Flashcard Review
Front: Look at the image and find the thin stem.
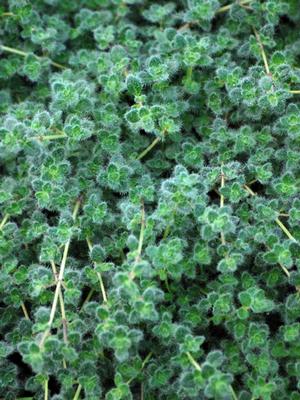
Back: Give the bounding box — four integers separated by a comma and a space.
0, 398, 33, 400
0, 213, 9, 230
240, 3, 252, 9
279, 262, 290, 278
218, 0, 252, 13
253, 28, 271, 75
0, 45, 66, 69
141, 383, 144, 400
71, 198, 81, 220
165, 275, 171, 293
141, 351, 153, 369
1, 12, 15, 17
21, 302, 30, 320
49, 60, 67, 69
220, 233, 226, 246
245, 185, 296, 279
162, 203, 179, 241
163, 224, 171, 240
230, 385, 238, 400
137, 137, 161, 160
86, 238, 108, 303
0, 214, 30, 320
97, 273, 107, 303
40, 243, 71, 347
275, 218, 297, 242
178, 22, 192, 32
51, 261, 68, 345
220, 167, 226, 245
44, 379, 49, 400
244, 184, 256, 197
80, 288, 94, 310
178, 1, 252, 30
127, 352, 153, 384
187, 352, 237, 399
186, 352, 202, 371
129, 201, 146, 280
0, 45, 27, 57
136, 200, 145, 263
178, 1, 252, 31
186, 66, 193, 81
220, 175, 225, 208
244, 185, 297, 242
73, 384, 82, 400
39, 199, 81, 348
51, 261, 67, 327
30, 134, 67, 141
52, 127, 66, 136
50, 260, 59, 281
289, 90, 300, 94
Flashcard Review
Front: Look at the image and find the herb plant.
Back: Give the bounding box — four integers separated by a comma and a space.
0, 0, 300, 399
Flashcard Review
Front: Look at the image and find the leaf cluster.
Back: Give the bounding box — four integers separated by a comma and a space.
0, 0, 300, 399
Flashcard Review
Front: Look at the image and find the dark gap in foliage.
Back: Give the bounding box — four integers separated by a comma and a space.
289, 376, 298, 391
41, 209, 59, 225
51, 328, 58, 335
235, 153, 250, 164
138, 129, 153, 143
265, 311, 282, 335
156, 231, 166, 243
100, 349, 115, 390
142, 330, 161, 353
232, 373, 244, 389
131, 382, 142, 397
152, 166, 172, 181
227, 120, 241, 130
110, 191, 129, 202
250, 181, 265, 194
278, 15, 296, 30
106, 252, 121, 265
122, 94, 135, 107
202, 322, 231, 354
69, 240, 89, 260
11, 77, 30, 102
278, 283, 295, 301
207, 189, 220, 205
21, 75, 37, 88
169, 70, 185, 86
82, 331, 93, 341
48, 374, 60, 395
8, 352, 33, 383
79, 285, 94, 309
278, 363, 288, 380
120, 246, 130, 259
180, 276, 194, 294
210, 11, 222, 32
14, 388, 35, 398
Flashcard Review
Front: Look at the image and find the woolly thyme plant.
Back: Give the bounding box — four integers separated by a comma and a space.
0, 0, 300, 399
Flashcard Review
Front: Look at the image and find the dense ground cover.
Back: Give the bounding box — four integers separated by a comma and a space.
0, 0, 300, 399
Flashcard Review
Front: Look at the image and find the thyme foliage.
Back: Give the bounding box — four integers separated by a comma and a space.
0, 0, 300, 399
